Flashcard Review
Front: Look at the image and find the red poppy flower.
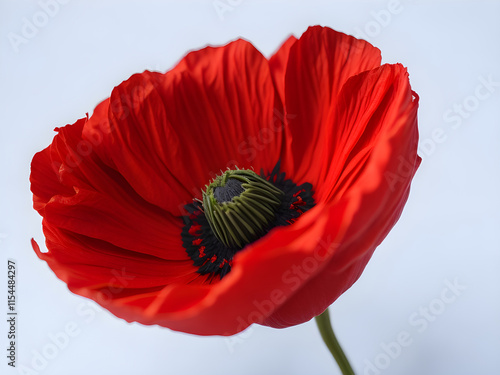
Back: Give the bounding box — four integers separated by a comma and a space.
30, 26, 420, 336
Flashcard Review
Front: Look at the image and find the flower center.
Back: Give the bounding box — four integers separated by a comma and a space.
181, 162, 315, 280
202, 169, 284, 250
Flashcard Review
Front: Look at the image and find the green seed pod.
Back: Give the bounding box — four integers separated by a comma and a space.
202, 169, 284, 250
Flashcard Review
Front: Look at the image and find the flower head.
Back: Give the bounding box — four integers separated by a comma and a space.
30, 26, 420, 335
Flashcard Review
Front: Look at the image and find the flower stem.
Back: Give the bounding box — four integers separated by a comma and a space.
315, 308, 355, 375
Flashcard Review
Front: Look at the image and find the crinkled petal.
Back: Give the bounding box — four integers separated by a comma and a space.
63, 200, 350, 335
269, 35, 297, 103
100, 39, 282, 215
280, 26, 382, 191
263, 63, 421, 327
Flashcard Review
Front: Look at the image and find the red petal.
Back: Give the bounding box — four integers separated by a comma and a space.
43, 187, 187, 260
268, 35, 297, 103
320, 64, 419, 203
160, 38, 283, 187
263, 63, 421, 327
65, 200, 349, 335
101, 39, 282, 215
32, 118, 189, 260
36, 226, 199, 290
31, 144, 75, 215
29, 122, 205, 317
280, 26, 382, 189
81, 98, 116, 169
29, 39, 290, 334
30, 38, 287, 335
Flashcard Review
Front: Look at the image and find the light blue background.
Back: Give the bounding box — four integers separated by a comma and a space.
1, 1, 499, 374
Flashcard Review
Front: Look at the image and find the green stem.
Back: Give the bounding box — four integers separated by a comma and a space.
315, 308, 355, 375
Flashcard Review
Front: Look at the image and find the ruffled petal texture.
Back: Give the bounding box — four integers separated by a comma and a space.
30, 26, 420, 336
263, 63, 420, 327
278, 26, 382, 193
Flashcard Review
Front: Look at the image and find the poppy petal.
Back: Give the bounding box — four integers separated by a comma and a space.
36, 226, 198, 290
320, 63, 419, 203
262, 63, 420, 327
101, 39, 282, 215
268, 35, 297, 103
280, 26, 382, 189
31, 119, 190, 261
31, 144, 75, 215
63, 200, 349, 335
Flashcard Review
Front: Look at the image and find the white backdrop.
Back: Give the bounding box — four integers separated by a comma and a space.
1, 1, 499, 374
